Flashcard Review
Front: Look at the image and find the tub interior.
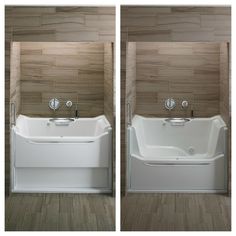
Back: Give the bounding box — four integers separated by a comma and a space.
128, 115, 227, 192
132, 115, 226, 159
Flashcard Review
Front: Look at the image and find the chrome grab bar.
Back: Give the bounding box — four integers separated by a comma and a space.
165, 118, 190, 126
127, 102, 132, 126
49, 118, 75, 126
28, 140, 94, 144
144, 162, 210, 166
11, 102, 16, 126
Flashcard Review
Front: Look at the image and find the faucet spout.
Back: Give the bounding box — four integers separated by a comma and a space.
75, 104, 79, 119
191, 109, 194, 119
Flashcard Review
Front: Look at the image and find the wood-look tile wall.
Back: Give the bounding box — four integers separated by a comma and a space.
220, 43, 230, 125
122, 6, 230, 42
121, 6, 231, 194
5, 6, 115, 194
8, 42, 21, 190
20, 42, 105, 117
104, 43, 114, 125
126, 43, 136, 117
5, 7, 12, 193
135, 42, 220, 117
220, 43, 230, 192
122, 43, 136, 186
10, 7, 115, 42
10, 43, 21, 118
104, 43, 115, 193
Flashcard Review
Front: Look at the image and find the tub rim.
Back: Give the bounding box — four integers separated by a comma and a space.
12, 114, 112, 142
132, 114, 227, 127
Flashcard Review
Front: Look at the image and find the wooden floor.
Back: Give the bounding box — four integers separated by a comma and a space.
5, 193, 115, 231
121, 193, 231, 231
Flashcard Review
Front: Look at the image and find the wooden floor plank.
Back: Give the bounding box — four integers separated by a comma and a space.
5, 193, 115, 231
121, 193, 231, 231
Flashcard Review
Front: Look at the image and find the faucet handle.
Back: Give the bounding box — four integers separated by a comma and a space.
49, 98, 60, 111
165, 98, 176, 110
181, 100, 189, 109
65, 100, 73, 108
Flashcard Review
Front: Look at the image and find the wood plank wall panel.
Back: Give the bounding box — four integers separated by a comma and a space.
20, 42, 104, 117
123, 6, 230, 42
11, 7, 115, 42
136, 42, 220, 117
220, 43, 230, 193
8, 42, 21, 194
121, 6, 231, 194
5, 6, 115, 194
220, 43, 230, 124
104, 43, 114, 125
126, 43, 136, 116
122, 43, 136, 189
121, 42, 127, 190
5, 7, 13, 193
104, 43, 115, 194
10, 43, 21, 117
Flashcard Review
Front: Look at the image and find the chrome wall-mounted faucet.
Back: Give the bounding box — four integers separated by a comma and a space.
49, 98, 60, 111
165, 98, 176, 111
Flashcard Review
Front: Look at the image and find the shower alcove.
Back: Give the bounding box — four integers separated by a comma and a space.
125, 42, 230, 193
10, 42, 114, 193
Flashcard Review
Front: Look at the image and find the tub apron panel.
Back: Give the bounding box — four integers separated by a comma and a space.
15, 134, 110, 168
129, 155, 225, 192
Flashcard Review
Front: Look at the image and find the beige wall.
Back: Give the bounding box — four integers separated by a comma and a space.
126, 43, 136, 119
5, 6, 115, 194
9, 7, 115, 42
104, 43, 115, 192
135, 42, 221, 117
219, 42, 230, 193
121, 6, 231, 194
10, 42, 21, 118
104, 43, 114, 125
220, 43, 230, 125
9, 42, 21, 190
122, 6, 230, 42
20, 42, 105, 117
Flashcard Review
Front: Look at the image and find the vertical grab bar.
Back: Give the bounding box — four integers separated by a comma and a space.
10, 102, 16, 126
127, 102, 132, 126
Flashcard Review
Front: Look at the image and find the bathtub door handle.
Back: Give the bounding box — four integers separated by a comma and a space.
144, 162, 210, 166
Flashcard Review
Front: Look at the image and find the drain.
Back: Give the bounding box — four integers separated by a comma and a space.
188, 146, 195, 155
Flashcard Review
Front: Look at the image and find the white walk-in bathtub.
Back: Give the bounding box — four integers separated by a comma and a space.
11, 115, 112, 193
127, 115, 227, 193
